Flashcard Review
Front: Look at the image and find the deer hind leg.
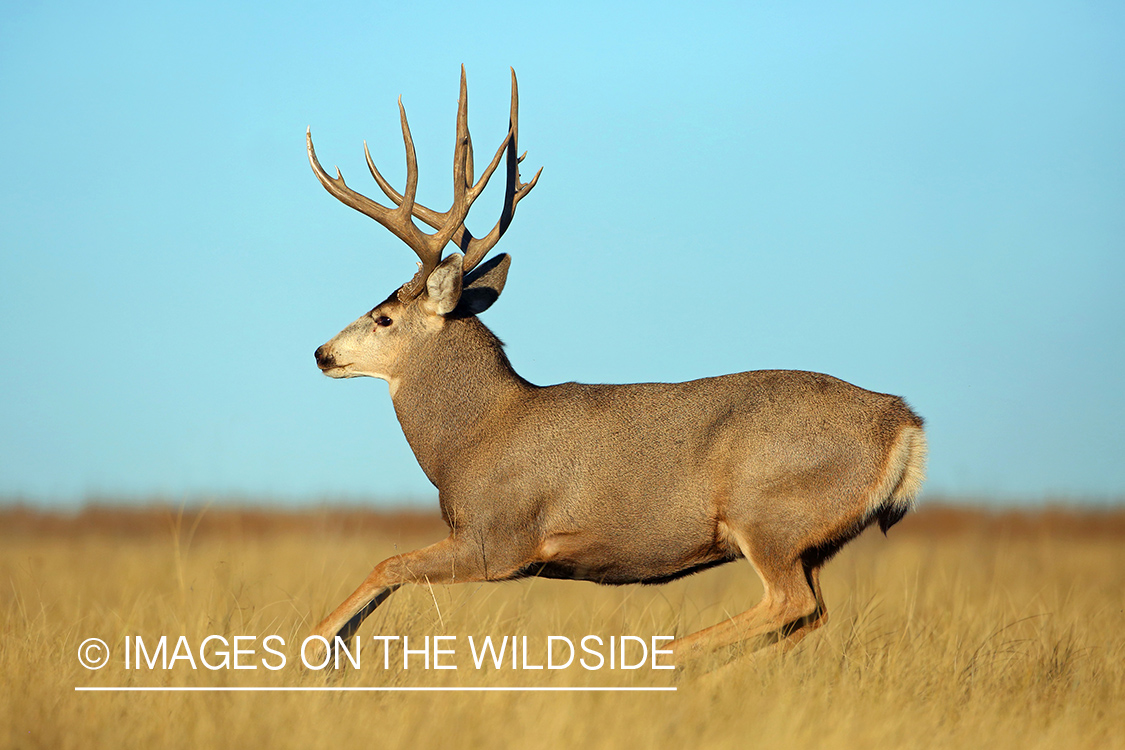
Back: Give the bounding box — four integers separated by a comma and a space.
668, 529, 818, 661
774, 563, 829, 652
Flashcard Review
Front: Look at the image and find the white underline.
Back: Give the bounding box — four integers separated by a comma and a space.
75, 686, 675, 692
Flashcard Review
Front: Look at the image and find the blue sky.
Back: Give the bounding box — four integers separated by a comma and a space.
1, 0, 1122, 506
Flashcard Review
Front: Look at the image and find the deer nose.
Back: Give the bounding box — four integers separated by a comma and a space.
314, 345, 335, 369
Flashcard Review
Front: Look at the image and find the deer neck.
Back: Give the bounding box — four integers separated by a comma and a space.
390, 317, 527, 488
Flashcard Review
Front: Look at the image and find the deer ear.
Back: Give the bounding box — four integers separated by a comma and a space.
455, 254, 511, 316
424, 254, 464, 316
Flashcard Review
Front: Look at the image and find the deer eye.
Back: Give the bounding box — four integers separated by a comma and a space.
374, 315, 393, 328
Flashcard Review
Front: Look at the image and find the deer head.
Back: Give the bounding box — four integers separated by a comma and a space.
308, 67, 540, 389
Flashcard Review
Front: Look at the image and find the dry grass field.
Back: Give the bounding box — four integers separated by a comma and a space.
2, 502, 1123, 749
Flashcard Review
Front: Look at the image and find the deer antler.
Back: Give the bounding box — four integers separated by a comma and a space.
307, 67, 541, 299
366, 68, 542, 274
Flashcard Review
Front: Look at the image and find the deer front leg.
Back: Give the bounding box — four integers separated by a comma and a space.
309, 534, 518, 657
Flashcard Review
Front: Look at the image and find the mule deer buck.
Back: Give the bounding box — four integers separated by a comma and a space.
307, 68, 926, 662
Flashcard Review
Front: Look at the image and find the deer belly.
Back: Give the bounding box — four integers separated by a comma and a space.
527, 531, 734, 585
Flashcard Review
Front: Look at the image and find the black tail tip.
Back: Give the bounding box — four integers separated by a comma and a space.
878, 504, 909, 535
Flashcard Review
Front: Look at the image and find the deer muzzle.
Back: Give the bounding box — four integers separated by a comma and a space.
314, 344, 337, 372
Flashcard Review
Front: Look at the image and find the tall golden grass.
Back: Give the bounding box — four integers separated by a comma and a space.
3, 503, 1123, 749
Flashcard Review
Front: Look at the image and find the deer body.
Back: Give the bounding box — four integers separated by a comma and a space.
395, 323, 916, 585
307, 69, 926, 659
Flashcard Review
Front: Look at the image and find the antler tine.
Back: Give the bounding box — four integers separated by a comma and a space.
462, 66, 476, 190
434, 66, 474, 251
395, 97, 421, 233
364, 140, 445, 229
461, 68, 542, 272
